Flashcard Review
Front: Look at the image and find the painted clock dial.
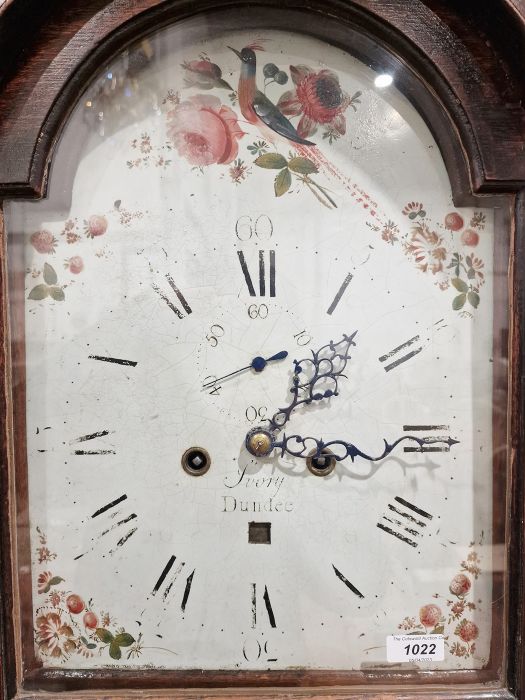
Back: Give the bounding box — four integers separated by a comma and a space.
6, 18, 498, 673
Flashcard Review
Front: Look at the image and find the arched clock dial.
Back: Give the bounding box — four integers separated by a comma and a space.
7, 20, 496, 673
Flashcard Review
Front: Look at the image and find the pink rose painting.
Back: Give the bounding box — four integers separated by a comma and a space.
167, 95, 245, 166
449, 573, 472, 597
419, 603, 443, 629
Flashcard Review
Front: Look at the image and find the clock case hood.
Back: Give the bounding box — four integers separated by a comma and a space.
1, 1, 525, 698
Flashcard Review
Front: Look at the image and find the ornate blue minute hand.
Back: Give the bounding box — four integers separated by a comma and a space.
245, 428, 459, 465
202, 350, 288, 389
271, 433, 460, 461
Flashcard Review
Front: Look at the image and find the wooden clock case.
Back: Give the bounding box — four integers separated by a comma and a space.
1, 1, 525, 698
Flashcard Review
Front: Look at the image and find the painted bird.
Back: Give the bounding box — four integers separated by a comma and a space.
228, 44, 383, 216
228, 46, 315, 146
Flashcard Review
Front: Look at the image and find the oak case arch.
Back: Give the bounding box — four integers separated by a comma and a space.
1, 1, 525, 699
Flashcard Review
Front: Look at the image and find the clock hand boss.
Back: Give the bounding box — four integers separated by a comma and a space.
201, 350, 288, 389
266, 331, 357, 432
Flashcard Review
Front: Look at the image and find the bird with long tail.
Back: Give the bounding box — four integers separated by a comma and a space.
228, 44, 382, 216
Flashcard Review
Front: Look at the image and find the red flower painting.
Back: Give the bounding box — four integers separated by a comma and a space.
277, 65, 357, 139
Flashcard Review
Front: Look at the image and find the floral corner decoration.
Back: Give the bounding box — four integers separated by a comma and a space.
398, 545, 484, 660
26, 204, 144, 304
368, 203, 486, 315
33, 527, 145, 663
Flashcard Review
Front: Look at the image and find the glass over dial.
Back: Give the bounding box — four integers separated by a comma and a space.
6, 17, 497, 673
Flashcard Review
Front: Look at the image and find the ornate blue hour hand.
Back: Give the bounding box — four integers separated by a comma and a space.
202, 350, 288, 389
267, 332, 357, 432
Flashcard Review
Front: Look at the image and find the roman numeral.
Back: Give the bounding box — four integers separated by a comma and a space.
327, 272, 353, 315
89, 355, 137, 366
152, 555, 176, 595
108, 523, 138, 555
91, 494, 127, 517
403, 424, 455, 452
152, 273, 192, 318
378, 334, 422, 372
70, 430, 116, 455
251, 583, 276, 628
237, 250, 276, 297
71, 430, 111, 442
181, 569, 195, 612
378, 319, 446, 372
152, 555, 196, 610
74, 495, 137, 560
377, 496, 433, 548
332, 565, 364, 598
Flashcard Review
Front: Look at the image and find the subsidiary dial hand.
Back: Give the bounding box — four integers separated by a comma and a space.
267, 332, 357, 432
202, 350, 288, 389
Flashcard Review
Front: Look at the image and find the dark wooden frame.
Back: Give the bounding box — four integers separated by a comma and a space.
1, 0, 525, 698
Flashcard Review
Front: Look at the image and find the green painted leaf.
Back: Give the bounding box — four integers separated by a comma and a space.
287, 156, 317, 175
49, 286, 65, 302
274, 168, 291, 197
96, 628, 114, 643
80, 636, 89, 645
419, 210, 426, 217
48, 576, 64, 587
254, 153, 287, 169
87, 643, 97, 649
452, 293, 467, 311
433, 624, 445, 634
28, 284, 49, 300
109, 641, 122, 660
467, 267, 476, 279
114, 632, 135, 647
468, 290, 480, 308
408, 212, 417, 220
451, 277, 469, 293
43, 262, 58, 285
